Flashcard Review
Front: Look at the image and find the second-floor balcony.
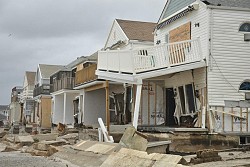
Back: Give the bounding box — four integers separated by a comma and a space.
33, 84, 51, 97
97, 38, 204, 75
75, 64, 97, 86
51, 77, 75, 93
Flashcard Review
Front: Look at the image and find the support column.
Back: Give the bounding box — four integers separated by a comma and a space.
105, 81, 110, 133
63, 93, 67, 124
80, 90, 85, 123
52, 95, 55, 124
133, 82, 142, 130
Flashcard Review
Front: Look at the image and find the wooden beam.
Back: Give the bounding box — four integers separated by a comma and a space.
105, 81, 110, 134
85, 83, 105, 92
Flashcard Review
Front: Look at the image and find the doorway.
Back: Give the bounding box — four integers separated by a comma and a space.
166, 88, 177, 126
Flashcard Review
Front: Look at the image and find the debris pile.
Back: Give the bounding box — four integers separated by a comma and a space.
190, 149, 222, 164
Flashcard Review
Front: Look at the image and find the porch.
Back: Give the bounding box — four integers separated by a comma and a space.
52, 91, 80, 125
97, 38, 206, 83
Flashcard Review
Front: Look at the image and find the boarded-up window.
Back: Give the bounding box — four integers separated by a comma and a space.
169, 22, 191, 43
169, 22, 191, 65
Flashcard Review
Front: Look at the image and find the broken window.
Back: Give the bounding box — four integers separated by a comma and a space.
177, 83, 196, 115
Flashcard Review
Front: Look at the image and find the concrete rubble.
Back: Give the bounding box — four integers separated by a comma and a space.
2, 126, 250, 166
119, 126, 148, 151
100, 148, 186, 167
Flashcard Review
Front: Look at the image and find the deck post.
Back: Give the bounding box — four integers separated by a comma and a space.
63, 92, 67, 124
105, 81, 110, 134
133, 80, 143, 129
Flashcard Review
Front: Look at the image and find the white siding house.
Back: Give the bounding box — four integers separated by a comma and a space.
96, 0, 250, 134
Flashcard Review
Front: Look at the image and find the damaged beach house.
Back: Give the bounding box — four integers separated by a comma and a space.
96, 0, 250, 140
50, 19, 157, 132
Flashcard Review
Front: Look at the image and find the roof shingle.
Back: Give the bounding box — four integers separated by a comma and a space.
39, 64, 64, 79
116, 19, 156, 42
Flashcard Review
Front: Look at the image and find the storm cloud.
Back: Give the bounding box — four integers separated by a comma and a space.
0, 0, 166, 104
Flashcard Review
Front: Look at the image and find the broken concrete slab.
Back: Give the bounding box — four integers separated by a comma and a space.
58, 133, 78, 140
119, 126, 148, 151
40, 140, 68, 146
33, 143, 50, 151
15, 135, 34, 145
0, 143, 7, 152
72, 140, 120, 155
100, 148, 185, 167
147, 141, 171, 154
57, 133, 78, 145
32, 133, 59, 142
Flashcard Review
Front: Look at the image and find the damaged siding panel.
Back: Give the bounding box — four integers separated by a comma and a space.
165, 70, 194, 88
155, 2, 209, 60
193, 67, 206, 90
208, 9, 250, 106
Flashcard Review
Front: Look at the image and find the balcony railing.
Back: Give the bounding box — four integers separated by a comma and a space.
75, 64, 97, 86
33, 84, 51, 97
98, 38, 203, 74
51, 77, 75, 92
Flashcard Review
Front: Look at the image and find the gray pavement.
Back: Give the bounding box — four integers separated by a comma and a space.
0, 151, 79, 167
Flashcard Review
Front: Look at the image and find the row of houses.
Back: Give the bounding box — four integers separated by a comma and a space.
8, 0, 250, 138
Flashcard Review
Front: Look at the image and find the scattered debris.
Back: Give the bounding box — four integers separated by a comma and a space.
25, 142, 58, 156
190, 149, 222, 164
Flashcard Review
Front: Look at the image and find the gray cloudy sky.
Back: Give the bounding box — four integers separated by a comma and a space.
0, 0, 166, 104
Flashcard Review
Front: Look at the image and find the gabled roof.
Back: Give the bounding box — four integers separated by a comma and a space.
202, 0, 250, 8
116, 19, 156, 42
39, 64, 64, 79
25, 71, 36, 85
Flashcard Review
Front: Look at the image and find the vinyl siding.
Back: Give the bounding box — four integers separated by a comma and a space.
161, 0, 196, 21
193, 67, 206, 90
208, 9, 250, 106
105, 20, 128, 50
155, 1, 210, 60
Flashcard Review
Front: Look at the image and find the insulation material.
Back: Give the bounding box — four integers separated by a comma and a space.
141, 81, 164, 125
211, 106, 249, 133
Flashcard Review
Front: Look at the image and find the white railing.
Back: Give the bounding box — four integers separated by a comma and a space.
98, 38, 202, 74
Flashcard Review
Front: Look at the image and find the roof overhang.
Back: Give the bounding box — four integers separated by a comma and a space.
157, 3, 199, 30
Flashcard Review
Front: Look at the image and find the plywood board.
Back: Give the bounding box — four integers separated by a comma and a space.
169, 22, 191, 43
